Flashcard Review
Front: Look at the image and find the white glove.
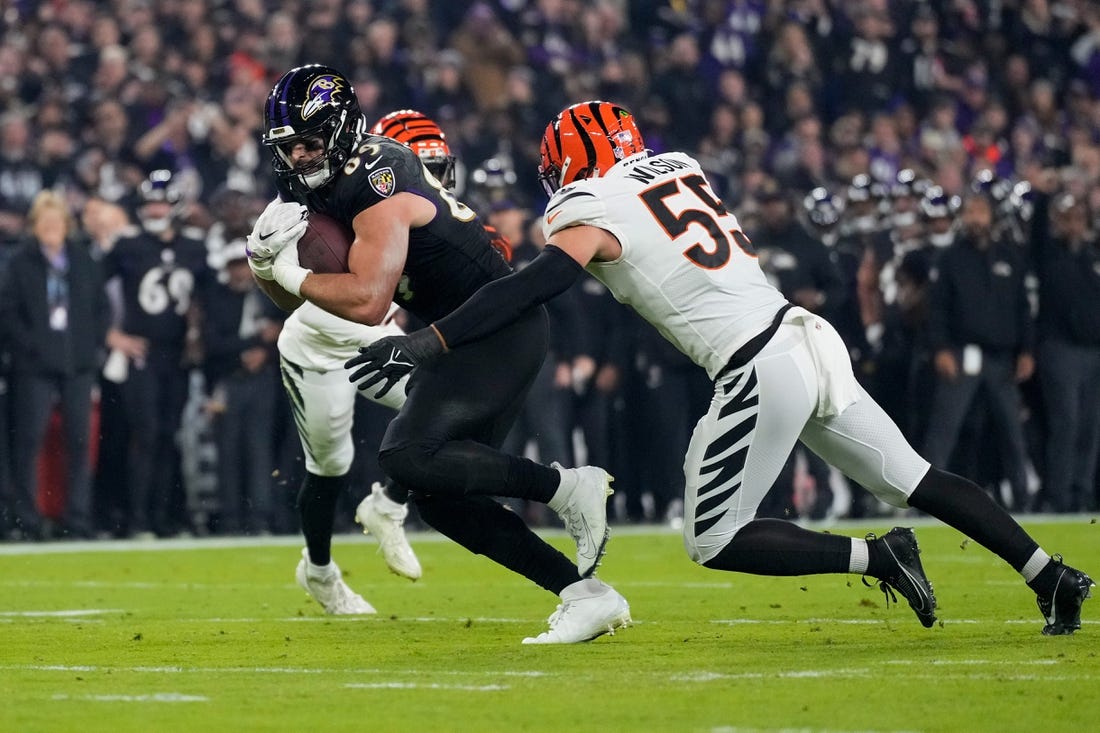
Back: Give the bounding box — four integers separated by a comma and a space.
271, 241, 312, 297
246, 198, 308, 280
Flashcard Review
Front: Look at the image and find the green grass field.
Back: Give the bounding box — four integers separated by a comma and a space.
1, 518, 1096, 733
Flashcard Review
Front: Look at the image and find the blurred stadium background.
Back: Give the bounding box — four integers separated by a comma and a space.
0, 0, 1099, 542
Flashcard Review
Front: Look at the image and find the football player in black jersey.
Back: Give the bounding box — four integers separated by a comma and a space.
248, 64, 629, 643
103, 170, 210, 537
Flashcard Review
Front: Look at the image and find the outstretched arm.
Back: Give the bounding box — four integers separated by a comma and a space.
345, 224, 620, 398
433, 224, 618, 348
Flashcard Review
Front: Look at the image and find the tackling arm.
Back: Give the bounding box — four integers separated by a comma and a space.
432, 224, 619, 349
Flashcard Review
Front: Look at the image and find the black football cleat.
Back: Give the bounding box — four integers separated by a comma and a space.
1036, 557, 1094, 636
865, 527, 938, 628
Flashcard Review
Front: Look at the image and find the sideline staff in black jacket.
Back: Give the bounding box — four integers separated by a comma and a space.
923, 192, 1035, 510
0, 191, 108, 539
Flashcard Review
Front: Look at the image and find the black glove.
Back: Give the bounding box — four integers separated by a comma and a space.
345, 327, 446, 399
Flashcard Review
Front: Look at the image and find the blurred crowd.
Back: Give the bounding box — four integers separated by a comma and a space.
0, 0, 1098, 540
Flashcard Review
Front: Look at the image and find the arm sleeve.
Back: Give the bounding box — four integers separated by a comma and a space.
433, 245, 585, 349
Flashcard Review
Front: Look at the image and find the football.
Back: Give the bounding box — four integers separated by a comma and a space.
297, 212, 353, 273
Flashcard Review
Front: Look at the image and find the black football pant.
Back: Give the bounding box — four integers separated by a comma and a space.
923, 352, 1030, 510
379, 307, 581, 594
1038, 339, 1100, 512
120, 355, 188, 536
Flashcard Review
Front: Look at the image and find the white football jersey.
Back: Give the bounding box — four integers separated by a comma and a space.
278, 300, 403, 371
543, 152, 788, 378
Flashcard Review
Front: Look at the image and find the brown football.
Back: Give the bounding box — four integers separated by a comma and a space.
297, 213, 353, 273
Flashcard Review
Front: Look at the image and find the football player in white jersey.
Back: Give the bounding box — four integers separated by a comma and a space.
349, 101, 1093, 635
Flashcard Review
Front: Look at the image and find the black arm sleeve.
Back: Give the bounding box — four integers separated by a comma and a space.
433, 245, 585, 349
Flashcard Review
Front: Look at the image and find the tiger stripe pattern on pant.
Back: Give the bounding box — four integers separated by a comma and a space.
692, 366, 760, 538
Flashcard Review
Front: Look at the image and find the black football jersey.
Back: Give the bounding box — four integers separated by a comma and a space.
103, 231, 210, 347
290, 134, 511, 323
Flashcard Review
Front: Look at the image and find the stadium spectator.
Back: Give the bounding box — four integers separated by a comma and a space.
652, 33, 711, 150
198, 238, 283, 535
1030, 190, 1100, 513
449, 3, 525, 113
0, 190, 108, 540
101, 170, 209, 538
923, 192, 1036, 511
0, 113, 45, 245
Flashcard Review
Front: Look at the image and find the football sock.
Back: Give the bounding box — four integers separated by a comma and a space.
415, 493, 579, 594
848, 537, 870, 575
508, 459, 560, 503
1020, 548, 1053, 584
702, 519, 852, 575
297, 472, 348, 567
1023, 549, 1059, 598
381, 479, 408, 505
907, 467, 1039, 572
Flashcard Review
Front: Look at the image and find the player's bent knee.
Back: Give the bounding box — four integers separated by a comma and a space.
379, 444, 436, 491
683, 524, 734, 567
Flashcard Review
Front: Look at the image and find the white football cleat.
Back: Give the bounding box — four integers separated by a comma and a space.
522, 578, 631, 644
295, 547, 376, 615
355, 483, 422, 581
548, 464, 613, 577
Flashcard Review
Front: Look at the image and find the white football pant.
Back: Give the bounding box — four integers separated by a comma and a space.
683, 315, 931, 565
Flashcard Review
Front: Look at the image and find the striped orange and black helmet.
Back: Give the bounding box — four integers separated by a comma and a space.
370, 109, 456, 188
538, 101, 645, 195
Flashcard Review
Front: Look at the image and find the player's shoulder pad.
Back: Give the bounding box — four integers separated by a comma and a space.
329, 134, 423, 216
344, 136, 420, 195
542, 181, 608, 239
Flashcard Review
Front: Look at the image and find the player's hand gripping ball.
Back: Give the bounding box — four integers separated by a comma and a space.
246, 198, 308, 280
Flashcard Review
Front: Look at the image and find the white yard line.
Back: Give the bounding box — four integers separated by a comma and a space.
3, 663, 548, 677
710, 618, 1094, 626
711, 727, 919, 733
881, 659, 1062, 666
0, 609, 122, 617
51, 693, 209, 703
8, 663, 1093, 687
345, 682, 509, 691
673, 669, 874, 682
679, 668, 1096, 683
0, 579, 282, 589
0, 514, 1091, 556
